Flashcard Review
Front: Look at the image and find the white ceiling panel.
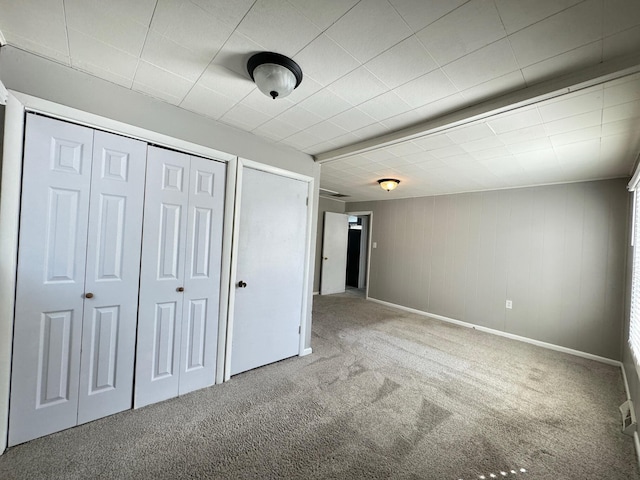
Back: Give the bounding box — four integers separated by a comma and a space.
389, 0, 468, 33
325, 0, 412, 63
287, 0, 360, 30
521, 42, 603, 85
180, 84, 238, 119
326, 66, 388, 106
393, 69, 458, 108
494, 0, 584, 35
189, 0, 255, 29
65, 0, 148, 57
133, 61, 194, 105
141, 31, 212, 83
1, 0, 639, 203
236, 0, 321, 57
293, 35, 359, 86
508, 0, 602, 67
443, 39, 519, 91
68, 28, 138, 86
415, 0, 506, 66
364, 36, 438, 89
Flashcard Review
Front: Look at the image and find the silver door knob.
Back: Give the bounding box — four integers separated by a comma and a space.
237, 281, 247, 288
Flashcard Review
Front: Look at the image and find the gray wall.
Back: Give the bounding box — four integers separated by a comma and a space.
313, 196, 346, 293
348, 178, 629, 360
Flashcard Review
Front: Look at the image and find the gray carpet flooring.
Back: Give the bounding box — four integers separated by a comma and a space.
0, 294, 637, 479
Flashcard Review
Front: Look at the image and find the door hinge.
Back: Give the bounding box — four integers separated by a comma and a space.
298, 325, 301, 334
306, 197, 308, 206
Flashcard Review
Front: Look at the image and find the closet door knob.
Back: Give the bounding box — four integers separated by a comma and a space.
176, 287, 184, 292
237, 281, 247, 288
84, 292, 94, 299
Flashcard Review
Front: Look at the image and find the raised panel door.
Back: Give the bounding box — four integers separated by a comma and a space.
77, 131, 146, 424
9, 114, 94, 446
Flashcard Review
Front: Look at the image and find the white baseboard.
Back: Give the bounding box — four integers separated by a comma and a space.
313, 291, 319, 296
300, 347, 313, 357
367, 297, 621, 367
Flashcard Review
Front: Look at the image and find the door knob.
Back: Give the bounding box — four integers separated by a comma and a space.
323, 257, 328, 260
176, 287, 184, 292
84, 292, 94, 299
237, 280, 247, 288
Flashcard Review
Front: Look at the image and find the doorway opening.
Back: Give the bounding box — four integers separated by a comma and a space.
345, 212, 371, 298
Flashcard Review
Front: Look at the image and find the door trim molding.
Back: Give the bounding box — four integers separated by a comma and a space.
224, 158, 314, 381
346, 211, 374, 300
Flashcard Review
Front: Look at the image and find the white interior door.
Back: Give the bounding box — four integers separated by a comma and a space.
230, 167, 308, 376
9, 115, 94, 446
77, 131, 146, 424
136, 147, 189, 408
136, 147, 225, 408
178, 156, 225, 395
320, 212, 349, 295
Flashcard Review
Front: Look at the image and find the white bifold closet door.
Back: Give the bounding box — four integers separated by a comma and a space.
135, 146, 225, 409
9, 114, 146, 446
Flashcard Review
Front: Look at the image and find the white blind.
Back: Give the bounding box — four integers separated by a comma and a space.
630, 190, 640, 365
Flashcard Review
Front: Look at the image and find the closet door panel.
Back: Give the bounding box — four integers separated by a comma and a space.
77, 131, 147, 424
9, 114, 94, 446
178, 157, 225, 395
135, 147, 190, 408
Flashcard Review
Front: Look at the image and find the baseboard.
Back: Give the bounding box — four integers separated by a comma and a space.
367, 297, 621, 367
300, 347, 312, 357
313, 291, 319, 296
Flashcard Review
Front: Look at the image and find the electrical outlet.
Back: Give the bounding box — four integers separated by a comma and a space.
506, 300, 513, 309
373, 242, 377, 248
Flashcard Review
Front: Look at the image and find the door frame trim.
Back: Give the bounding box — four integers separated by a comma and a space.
346, 211, 374, 300
224, 158, 315, 381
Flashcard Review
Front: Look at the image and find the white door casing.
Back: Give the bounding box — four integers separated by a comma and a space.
229, 166, 309, 376
9, 115, 146, 445
320, 212, 349, 295
135, 147, 225, 408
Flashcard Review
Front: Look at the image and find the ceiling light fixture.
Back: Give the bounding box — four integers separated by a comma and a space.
247, 52, 303, 99
378, 178, 400, 192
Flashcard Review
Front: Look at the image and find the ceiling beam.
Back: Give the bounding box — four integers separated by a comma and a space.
315, 52, 640, 164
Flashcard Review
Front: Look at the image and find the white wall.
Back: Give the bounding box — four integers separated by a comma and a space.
0, 46, 319, 453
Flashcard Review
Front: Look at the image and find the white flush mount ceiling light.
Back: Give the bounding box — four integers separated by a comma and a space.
247, 52, 303, 99
378, 178, 400, 191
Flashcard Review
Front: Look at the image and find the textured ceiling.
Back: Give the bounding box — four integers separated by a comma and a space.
1, 0, 639, 201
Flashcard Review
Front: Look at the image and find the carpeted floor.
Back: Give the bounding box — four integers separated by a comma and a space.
0, 294, 637, 479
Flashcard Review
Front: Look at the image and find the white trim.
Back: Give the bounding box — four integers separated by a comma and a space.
301, 348, 313, 357
313, 291, 320, 295
224, 158, 314, 380
367, 297, 622, 366
629, 156, 640, 191
0, 80, 7, 105
622, 362, 632, 402
0, 94, 26, 455
9, 91, 235, 163
345, 211, 373, 300
215, 156, 237, 384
